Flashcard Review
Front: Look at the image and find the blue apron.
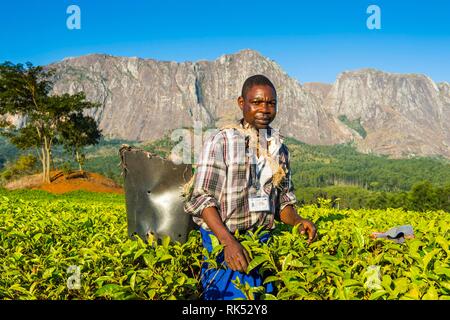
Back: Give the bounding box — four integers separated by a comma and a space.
199, 227, 274, 300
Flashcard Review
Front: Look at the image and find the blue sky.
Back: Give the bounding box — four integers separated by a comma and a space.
1, 0, 449, 83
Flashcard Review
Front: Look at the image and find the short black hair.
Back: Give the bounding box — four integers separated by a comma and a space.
241, 74, 276, 99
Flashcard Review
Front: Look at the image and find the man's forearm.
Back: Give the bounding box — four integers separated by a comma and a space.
280, 205, 303, 226
201, 206, 235, 245
280, 205, 317, 243
201, 206, 251, 272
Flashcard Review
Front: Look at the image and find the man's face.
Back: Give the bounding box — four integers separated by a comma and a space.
238, 85, 277, 130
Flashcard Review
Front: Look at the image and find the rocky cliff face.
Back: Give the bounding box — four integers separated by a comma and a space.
438, 82, 450, 149
323, 69, 450, 158
3, 50, 449, 159
303, 82, 333, 105
48, 50, 351, 145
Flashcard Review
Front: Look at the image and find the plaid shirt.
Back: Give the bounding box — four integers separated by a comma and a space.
184, 120, 297, 233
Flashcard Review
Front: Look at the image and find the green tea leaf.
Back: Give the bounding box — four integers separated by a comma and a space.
133, 248, 146, 261
247, 255, 269, 273
129, 272, 136, 291
423, 249, 440, 270
422, 285, 439, 300
263, 276, 279, 284
343, 279, 362, 287
369, 290, 388, 300
95, 284, 122, 297
435, 236, 448, 253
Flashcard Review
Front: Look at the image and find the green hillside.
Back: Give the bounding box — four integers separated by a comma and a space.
1, 134, 449, 211
285, 137, 450, 191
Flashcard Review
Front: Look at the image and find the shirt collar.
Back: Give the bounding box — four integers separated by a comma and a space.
239, 118, 282, 156
240, 118, 275, 138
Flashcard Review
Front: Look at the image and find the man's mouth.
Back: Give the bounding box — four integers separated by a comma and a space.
255, 114, 270, 122
255, 117, 270, 125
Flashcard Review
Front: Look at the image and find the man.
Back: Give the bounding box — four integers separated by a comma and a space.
184, 74, 317, 300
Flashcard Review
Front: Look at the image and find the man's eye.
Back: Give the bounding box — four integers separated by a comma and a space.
251, 100, 276, 107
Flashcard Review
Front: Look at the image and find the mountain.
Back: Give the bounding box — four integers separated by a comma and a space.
47, 50, 350, 146
323, 69, 450, 158
303, 82, 332, 105
3, 49, 449, 159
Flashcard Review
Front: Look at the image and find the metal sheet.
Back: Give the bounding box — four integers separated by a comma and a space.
119, 145, 195, 243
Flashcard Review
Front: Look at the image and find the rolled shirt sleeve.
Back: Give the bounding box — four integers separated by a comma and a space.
184, 133, 226, 218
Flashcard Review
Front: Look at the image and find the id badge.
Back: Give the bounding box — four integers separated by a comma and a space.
248, 195, 270, 212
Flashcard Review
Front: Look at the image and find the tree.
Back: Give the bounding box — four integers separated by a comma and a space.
0, 62, 101, 183
59, 112, 102, 172
435, 184, 450, 212
367, 191, 388, 209
407, 180, 436, 212
0, 154, 37, 182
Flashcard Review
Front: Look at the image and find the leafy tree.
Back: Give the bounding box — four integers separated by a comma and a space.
407, 181, 436, 212
59, 112, 102, 172
0, 154, 37, 182
367, 191, 388, 209
435, 184, 450, 212
387, 192, 407, 209
0, 62, 101, 183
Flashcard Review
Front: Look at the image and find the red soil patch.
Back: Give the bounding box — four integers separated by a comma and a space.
5, 170, 124, 195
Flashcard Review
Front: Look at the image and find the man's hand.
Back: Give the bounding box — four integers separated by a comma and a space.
201, 206, 251, 272
222, 236, 251, 273
280, 205, 318, 244
297, 218, 318, 244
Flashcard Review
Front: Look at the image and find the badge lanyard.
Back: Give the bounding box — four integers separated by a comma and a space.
249, 159, 266, 196
248, 147, 271, 212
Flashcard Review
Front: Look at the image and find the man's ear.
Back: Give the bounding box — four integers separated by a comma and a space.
237, 96, 244, 111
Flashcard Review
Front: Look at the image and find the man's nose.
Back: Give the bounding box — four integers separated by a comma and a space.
258, 102, 272, 112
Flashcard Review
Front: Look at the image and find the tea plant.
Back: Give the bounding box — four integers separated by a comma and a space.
0, 189, 448, 300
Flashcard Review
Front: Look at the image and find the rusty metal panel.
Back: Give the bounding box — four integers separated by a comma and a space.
119, 145, 195, 243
